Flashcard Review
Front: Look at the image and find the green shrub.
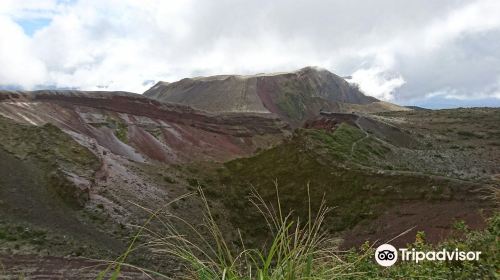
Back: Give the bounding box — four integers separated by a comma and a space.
343, 213, 499, 279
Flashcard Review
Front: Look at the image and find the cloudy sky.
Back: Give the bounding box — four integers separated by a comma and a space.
1, 0, 500, 108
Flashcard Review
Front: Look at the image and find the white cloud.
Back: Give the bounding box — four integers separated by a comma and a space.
422, 0, 500, 51
426, 76, 500, 100
348, 67, 406, 101
0, 16, 47, 88
0, 0, 499, 106
0, 0, 61, 19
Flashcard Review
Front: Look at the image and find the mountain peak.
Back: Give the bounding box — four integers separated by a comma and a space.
144, 67, 405, 126
297, 65, 327, 72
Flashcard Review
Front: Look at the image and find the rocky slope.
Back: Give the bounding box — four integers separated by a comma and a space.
144, 67, 409, 126
0, 89, 497, 278
0, 90, 289, 278
200, 110, 497, 249
0, 90, 288, 163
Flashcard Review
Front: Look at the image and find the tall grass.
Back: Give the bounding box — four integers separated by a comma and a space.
100, 183, 499, 279
103, 183, 366, 279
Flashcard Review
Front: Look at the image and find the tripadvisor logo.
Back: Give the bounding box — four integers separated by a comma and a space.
375, 244, 398, 266
375, 244, 481, 267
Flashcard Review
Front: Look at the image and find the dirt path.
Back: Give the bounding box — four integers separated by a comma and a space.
349, 115, 369, 158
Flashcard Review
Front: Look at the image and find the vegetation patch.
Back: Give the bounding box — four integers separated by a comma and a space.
343, 213, 499, 279
215, 127, 451, 247
108, 117, 129, 143
107, 187, 499, 279
0, 115, 99, 177
306, 123, 365, 158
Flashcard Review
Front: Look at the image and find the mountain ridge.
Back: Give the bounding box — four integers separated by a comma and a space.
144, 67, 408, 126
0, 90, 289, 163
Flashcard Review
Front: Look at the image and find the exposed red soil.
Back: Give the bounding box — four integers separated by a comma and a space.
255, 77, 284, 115
303, 112, 359, 131
30, 93, 287, 136
128, 125, 173, 162
0, 91, 289, 163
341, 200, 491, 249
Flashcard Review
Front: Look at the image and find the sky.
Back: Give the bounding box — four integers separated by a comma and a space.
1, 0, 500, 108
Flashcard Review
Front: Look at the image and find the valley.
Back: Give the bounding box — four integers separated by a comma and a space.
0, 68, 498, 279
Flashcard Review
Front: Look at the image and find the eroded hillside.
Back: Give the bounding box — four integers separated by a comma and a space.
144, 67, 408, 126
0, 89, 497, 278
0, 90, 289, 278
188, 110, 497, 249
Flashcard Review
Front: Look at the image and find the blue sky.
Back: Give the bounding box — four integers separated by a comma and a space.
1, 0, 499, 109
407, 97, 500, 109
16, 18, 51, 36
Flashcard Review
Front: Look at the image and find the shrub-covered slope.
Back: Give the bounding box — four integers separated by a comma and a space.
206, 111, 496, 249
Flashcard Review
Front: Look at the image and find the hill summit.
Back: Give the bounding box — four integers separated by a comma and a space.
144, 66, 408, 126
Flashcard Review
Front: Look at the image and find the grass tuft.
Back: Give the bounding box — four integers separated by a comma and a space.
102, 183, 499, 279
104, 183, 361, 279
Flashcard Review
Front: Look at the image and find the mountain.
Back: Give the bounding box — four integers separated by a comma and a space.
144, 67, 409, 126
0, 89, 497, 278
0, 89, 289, 278
405, 105, 430, 110
0, 90, 288, 163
